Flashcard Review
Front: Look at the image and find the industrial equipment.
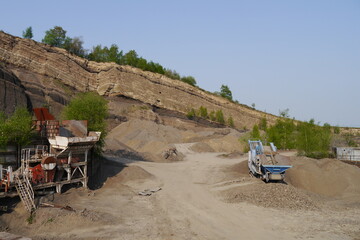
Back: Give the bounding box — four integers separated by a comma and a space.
248, 140, 292, 182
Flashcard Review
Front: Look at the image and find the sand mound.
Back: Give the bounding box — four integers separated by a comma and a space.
223, 181, 318, 210
106, 165, 153, 185
286, 157, 360, 199
225, 160, 250, 176
105, 119, 187, 161
190, 142, 215, 152
202, 135, 242, 153
105, 119, 245, 162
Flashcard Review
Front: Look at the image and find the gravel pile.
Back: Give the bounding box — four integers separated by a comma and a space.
223, 181, 319, 210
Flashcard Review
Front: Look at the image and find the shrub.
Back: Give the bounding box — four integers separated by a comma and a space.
186, 108, 196, 120
250, 124, 261, 139
62, 92, 108, 152
215, 110, 225, 124
0, 107, 34, 148
198, 106, 208, 118
259, 117, 267, 131
209, 111, 216, 121
227, 116, 235, 127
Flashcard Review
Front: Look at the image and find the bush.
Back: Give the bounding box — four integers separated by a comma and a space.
62, 92, 108, 152
296, 120, 332, 157
215, 110, 225, 124
259, 117, 267, 131
181, 76, 197, 86
267, 117, 296, 149
186, 108, 196, 120
0, 107, 34, 148
198, 106, 208, 118
219, 85, 232, 101
209, 111, 216, 121
227, 116, 235, 127
250, 124, 261, 139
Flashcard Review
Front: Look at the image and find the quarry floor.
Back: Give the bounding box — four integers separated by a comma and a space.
1, 149, 359, 240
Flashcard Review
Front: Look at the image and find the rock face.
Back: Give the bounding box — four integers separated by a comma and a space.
0, 66, 30, 115
0, 31, 277, 128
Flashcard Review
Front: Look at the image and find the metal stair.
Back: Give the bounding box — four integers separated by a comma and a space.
14, 175, 36, 212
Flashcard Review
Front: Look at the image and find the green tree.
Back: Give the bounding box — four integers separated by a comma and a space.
267, 117, 296, 149
136, 57, 148, 70
164, 69, 180, 80
0, 108, 34, 149
22, 26, 33, 39
42, 26, 68, 47
215, 110, 225, 124
146, 61, 165, 74
62, 92, 108, 152
219, 85, 233, 101
7, 107, 34, 148
64, 36, 86, 57
88, 44, 123, 63
181, 76, 197, 86
296, 120, 333, 157
123, 50, 139, 67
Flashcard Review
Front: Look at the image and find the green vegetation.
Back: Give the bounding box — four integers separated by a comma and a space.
218, 85, 233, 101
296, 121, 332, 158
263, 110, 336, 158
343, 133, 358, 147
215, 110, 225, 124
186, 106, 235, 128
209, 111, 216, 121
64, 37, 86, 57
227, 116, 235, 127
198, 106, 208, 118
62, 92, 108, 152
181, 76, 197, 86
39, 26, 197, 86
42, 26, 68, 47
0, 107, 34, 148
267, 117, 296, 149
250, 124, 261, 139
186, 108, 197, 120
22, 26, 33, 39
259, 117, 267, 131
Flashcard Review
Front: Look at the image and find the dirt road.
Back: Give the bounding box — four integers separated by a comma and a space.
1, 148, 359, 239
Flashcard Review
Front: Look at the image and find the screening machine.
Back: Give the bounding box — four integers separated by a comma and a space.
248, 140, 292, 182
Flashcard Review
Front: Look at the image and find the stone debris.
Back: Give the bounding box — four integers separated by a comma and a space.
138, 187, 162, 196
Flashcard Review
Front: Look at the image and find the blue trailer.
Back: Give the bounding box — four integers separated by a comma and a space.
248, 140, 292, 182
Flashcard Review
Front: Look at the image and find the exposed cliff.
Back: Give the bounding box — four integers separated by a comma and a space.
0, 31, 277, 128
0, 66, 30, 115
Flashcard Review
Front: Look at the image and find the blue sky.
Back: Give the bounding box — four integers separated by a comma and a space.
1, 0, 359, 127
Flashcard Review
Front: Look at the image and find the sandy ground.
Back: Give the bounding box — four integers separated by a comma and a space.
1, 146, 359, 240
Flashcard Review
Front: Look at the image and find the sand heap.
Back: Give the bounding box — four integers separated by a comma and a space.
221, 155, 360, 210
105, 119, 243, 162
286, 156, 360, 200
